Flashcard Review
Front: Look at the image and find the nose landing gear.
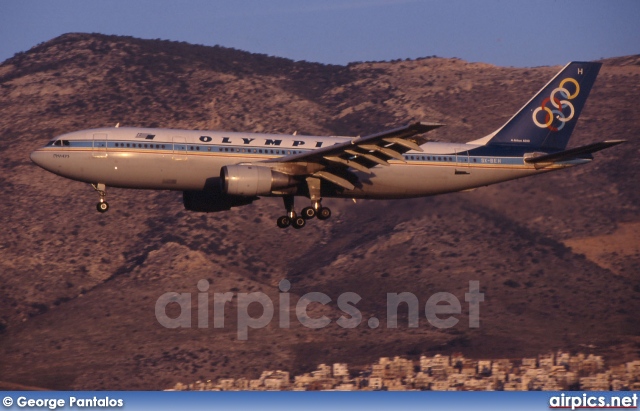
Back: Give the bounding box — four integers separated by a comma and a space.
92, 183, 109, 213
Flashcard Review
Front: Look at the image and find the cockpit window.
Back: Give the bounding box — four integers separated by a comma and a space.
54, 140, 62, 146
47, 140, 56, 146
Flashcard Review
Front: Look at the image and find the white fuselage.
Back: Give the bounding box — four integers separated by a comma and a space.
30, 127, 575, 199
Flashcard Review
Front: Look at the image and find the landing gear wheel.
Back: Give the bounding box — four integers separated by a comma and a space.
317, 207, 331, 220
301, 206, 316, 219
291, 216, 306, 229
277, 216, 291, 229
280, 196, 307, 229
96, 201, 109, 213
92, 183, 109, 213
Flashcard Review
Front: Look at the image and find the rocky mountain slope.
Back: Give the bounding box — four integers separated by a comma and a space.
0, 33, 638, 389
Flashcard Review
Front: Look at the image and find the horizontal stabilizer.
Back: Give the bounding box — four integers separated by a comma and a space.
524, 140, 625, 164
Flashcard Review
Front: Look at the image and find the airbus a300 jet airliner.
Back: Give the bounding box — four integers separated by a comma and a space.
30, 62, 623, 229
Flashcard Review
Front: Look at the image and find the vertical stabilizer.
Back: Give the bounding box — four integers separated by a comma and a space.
483, 62, 601, 150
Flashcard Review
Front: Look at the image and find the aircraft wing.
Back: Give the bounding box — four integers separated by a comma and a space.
262, 122, 444, 190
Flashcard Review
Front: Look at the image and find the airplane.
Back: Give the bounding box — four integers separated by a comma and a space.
30, 61, 624, 229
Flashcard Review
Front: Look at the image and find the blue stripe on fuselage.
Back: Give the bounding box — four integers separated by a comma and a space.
42, 139, 534, 167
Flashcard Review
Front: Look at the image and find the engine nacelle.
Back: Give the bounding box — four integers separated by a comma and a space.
183, 187, 255, 212
221, 165, 296, 196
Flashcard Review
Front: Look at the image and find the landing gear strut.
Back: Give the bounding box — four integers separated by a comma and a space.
301, 201, 331, 220
275, 177, 331, 229
305, 176, 331, 221
92, 183, 109, 213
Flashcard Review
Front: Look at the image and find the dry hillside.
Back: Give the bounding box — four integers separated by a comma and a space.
0, 33, 638, 389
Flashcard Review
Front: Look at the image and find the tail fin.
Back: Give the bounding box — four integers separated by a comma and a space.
480, 62, 601, 150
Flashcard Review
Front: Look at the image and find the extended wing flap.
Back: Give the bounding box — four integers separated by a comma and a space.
260, 121, 443, 190
383, 137, 424, 152
323, 156, 372, 174
264, 121, 443, 166
344, 149, 390, 166
524, 140, 625, 164
313, 171, 355, 190
358, 144, 406, 161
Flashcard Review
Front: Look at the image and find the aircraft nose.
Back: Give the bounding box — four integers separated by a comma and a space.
30, 149, 48, 170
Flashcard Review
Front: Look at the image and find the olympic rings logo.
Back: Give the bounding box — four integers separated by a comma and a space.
532, 77, 580, 132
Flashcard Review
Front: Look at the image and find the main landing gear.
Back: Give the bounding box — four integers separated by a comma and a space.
92, 183, 109, 213
276, 176, 331, 229
276, 196, 332, 229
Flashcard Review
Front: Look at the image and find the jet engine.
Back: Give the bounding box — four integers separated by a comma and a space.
183, 187, 255, 212
221, 165, 297, 196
